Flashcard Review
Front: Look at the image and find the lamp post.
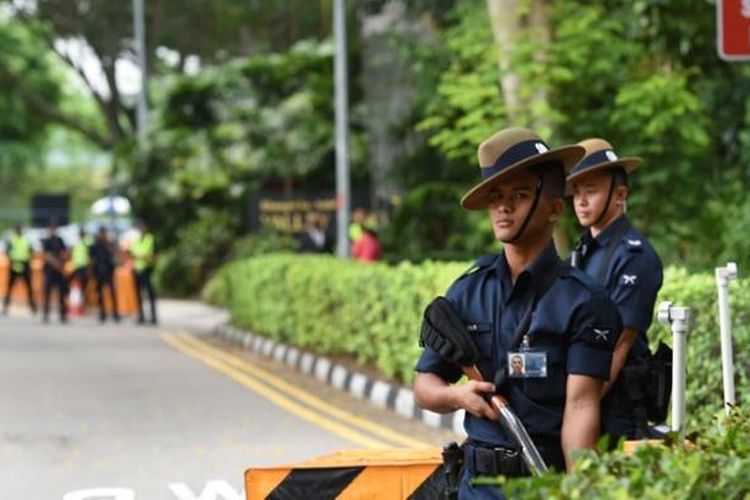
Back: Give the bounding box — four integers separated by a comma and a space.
333, 0, 351, 258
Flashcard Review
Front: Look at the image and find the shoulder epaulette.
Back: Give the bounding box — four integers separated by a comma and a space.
460, 254, 497, 278
623, 237, 643, 252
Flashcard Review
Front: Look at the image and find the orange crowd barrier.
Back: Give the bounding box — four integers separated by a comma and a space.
0, 255, 138, 316
245, 447, 445, 499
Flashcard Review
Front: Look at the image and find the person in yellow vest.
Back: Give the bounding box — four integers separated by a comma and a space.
70, 228, 93, 311
130, 221, 157, 325
3, 224, 37, 315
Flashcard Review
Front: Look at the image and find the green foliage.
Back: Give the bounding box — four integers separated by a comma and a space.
384, 182, 495, 257
499, 411, 750, 498
0, 16, 62, 193
416, 1, 505, 165
416, 0, 745, 270
154, 209, 238, 297
126, 39, 368, 249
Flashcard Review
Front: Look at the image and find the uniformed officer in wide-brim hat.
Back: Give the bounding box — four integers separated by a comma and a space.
415, 127, 623, 497
461, 127, 585, 210
566, 137, 664, 441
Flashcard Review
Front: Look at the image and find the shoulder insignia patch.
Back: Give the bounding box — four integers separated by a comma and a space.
621, 274, 638, 286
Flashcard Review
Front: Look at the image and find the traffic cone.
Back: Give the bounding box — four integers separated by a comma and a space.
69, 279, 85, 317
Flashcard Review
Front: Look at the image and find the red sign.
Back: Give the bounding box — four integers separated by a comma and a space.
718, 0, 750, 60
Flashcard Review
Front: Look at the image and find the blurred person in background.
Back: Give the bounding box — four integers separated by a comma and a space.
69, 227, 92, 310
299, 211, 331, 253
351, 226, 382, 262
90, 226, 120, 323
2, 223, 37, 316
130, 221, 158, 325
41, 222, 68, 324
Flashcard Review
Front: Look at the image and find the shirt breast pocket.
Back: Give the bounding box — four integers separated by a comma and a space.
523, 348, 566, 403
470, 323, 495, 381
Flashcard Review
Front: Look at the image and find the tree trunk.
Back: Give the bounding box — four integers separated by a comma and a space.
486, 0, 522, 124
486, 0, 551, 130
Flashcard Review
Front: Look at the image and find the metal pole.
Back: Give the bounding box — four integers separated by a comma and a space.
715, 262, 738, 415
333, 0, 351, 258
133, 0, 148, 144
657, 301, 691, 436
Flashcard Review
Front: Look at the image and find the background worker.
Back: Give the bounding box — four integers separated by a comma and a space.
2, 223, 37, 315
70, 227, 92, 310
414, 128, 622, 498
41, 222, 68, 324
130, 221, 158, 325
567, 138, 664, 440
351, 226, 382, 262
90, 226, 120, 323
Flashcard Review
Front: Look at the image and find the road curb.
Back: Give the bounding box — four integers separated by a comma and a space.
214, 323, 465, 436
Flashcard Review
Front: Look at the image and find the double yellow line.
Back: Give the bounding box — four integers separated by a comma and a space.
162, 332, 431, 450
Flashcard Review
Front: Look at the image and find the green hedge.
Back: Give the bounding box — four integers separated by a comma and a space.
498, 411, 750, 498
206, 254, 750, 426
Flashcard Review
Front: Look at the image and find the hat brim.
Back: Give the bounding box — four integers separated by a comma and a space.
460, 144, 585, 210
565, 157, 642, 187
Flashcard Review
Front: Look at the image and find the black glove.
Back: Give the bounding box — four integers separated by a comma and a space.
420, 296, 481, 366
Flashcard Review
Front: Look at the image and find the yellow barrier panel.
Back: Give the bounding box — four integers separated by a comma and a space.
245, 447, 445, 500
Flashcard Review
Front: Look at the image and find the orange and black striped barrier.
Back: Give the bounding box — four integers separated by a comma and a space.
245, 447, 445, 499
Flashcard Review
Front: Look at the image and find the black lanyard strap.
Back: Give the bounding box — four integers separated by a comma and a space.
511, 261, 563, 350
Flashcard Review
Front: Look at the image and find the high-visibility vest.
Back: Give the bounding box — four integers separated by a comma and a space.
9, 234, 31, 273
131, 233, 154, 271
72, 237, 92, 268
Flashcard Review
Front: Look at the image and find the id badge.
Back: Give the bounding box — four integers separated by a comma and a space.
507, 351, 547, 378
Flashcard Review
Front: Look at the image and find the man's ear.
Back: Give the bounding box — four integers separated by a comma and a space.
615, 186, 628, 205
549, 197, 564, 222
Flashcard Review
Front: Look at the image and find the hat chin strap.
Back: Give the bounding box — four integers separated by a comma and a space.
592, 173, 616, 228
503, 174, 544, 244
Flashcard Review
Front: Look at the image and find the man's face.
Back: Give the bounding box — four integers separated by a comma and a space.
571, 170, 624, 228
511, 356, 523, 373
486, 168, 558, 243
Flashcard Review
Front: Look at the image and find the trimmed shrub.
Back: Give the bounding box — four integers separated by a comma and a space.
498, 411, 750, 498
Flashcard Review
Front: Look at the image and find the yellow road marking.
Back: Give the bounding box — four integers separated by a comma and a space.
161, 333, 390, 450
177, 332, 431, 448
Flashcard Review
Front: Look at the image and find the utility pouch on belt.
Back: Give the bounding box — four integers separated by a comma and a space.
645, 341, 672, 423
465, 443, 528, 478
620, 341, 672, 424
441, 442, 464, 500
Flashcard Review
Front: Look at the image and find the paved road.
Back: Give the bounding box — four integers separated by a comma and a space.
0, 301, 454, 500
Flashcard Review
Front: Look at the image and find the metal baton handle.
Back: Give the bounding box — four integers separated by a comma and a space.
463, 366, 548, 476
493, 398, 548, 475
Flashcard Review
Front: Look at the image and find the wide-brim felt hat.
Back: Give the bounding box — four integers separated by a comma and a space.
565, 138, 642, 185
460, 128, 585, 210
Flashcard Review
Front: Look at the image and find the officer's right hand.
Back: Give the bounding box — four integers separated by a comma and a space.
452, 381, 498, 420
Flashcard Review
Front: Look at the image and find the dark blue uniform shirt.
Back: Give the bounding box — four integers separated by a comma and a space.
575, 216, 662, 360
575, 216, 663, 436
416, 242, 622, 447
